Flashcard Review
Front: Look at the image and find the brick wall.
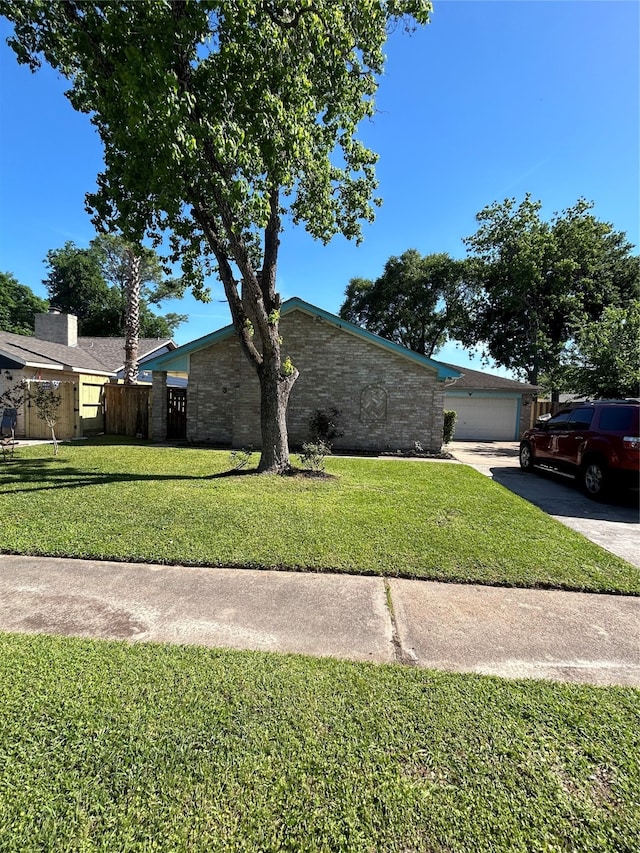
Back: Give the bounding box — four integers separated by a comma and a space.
151, 372, 168, 441
519, 392, 538, 437
186, 309, 446, 453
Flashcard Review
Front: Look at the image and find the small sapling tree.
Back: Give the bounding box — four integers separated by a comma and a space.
30, 383, 62, 456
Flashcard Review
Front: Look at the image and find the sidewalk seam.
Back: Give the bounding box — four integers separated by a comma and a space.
384, 578, 417, 667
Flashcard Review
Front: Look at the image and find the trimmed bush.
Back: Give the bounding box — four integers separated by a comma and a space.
443, 409, 457, 445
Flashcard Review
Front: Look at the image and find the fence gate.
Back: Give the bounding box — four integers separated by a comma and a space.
104, 384, 152, 438
25, 380, 77, 440
167, 387, 187, 439
80, 381, 106, 435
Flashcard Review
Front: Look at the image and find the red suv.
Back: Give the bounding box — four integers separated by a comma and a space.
519, 401, 640, 499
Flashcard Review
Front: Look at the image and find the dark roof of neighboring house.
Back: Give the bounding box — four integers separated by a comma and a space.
0, 331, 174, 376
143, 297, 463, 381
443, 362, 539, 393
77, 337, 175, 373
0, 330, 112, 374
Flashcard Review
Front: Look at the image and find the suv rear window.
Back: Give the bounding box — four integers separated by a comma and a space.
598, 407, 638, 432
569, 408, 595, 430
545, 411, 572, 427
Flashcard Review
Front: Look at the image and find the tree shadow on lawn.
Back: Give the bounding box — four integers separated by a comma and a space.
0, 459, 241, 495
75, 437, 233, 451
0, 459, 335, 494
209, 466, 335, 480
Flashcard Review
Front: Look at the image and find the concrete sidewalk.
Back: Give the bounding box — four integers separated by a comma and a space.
1, 554, 638, 687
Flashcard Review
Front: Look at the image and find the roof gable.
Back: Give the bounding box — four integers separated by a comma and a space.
143, 297, 462, 381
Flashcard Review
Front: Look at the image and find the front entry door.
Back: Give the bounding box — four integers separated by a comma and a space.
167, 387, 187, 439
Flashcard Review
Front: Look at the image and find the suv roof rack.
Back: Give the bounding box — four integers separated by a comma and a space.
585, 399, 640, 405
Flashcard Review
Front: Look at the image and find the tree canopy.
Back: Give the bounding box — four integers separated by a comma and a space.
339, 250, 468, 357
0, 0, 432, 471
462, 195, 639, 387
562, 302, 640, 400
43, 240, 184, 338
0, 272, 48, 335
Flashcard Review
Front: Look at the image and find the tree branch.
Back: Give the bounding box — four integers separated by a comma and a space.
191, 200, 262, 368
262, 1, 319, 29
262, 187, 281, 305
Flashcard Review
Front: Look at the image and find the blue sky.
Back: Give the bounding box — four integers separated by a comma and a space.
1, 1, 638, 376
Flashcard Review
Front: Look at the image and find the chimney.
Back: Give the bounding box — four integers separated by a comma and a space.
34, 310, 78, 347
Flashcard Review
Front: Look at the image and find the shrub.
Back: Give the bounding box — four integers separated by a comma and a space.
29, 382, 62, 456
443, 410, 457, 445
229, 447, 254, 471
298, 440, 331, 472
309, 407, 343, 446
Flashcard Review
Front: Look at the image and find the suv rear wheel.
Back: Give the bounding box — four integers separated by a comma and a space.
519, 441, 535, 472
581, 457, 608, 500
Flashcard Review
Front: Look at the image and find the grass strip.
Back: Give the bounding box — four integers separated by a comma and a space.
1, 632, 638, 852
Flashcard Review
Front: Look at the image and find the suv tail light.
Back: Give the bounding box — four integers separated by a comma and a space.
623, 436, 640, 450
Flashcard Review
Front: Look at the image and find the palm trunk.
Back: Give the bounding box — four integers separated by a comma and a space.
123, 249, 141, 385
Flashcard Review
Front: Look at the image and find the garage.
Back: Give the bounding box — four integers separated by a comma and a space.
443, 364, 539, 442
444, 394, 520, 441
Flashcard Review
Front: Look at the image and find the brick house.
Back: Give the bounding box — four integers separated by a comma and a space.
145, 297, 462, 453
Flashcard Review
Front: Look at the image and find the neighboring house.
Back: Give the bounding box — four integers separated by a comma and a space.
76, 336, 176, 383
144, 297, 462, 453
0, 311, 174, 439
443, 363, 539, 441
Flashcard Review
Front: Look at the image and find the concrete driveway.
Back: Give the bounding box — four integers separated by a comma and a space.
449, 441, 640, 567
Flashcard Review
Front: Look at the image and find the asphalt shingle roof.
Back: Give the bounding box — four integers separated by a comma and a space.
0, 332, 173, 375
76, 338, 173, 372
443, 362, 539, 393
0, 331, 110, 373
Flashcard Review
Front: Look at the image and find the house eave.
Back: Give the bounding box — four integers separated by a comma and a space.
66, 366, 115, 377
0, 355, 63, 371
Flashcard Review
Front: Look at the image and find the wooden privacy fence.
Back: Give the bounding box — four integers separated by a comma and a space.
528, 400, 589, 428
25, 380, 77, 440
104, 384, 152, 438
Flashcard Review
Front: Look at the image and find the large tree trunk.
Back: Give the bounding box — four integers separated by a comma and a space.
257, 357, 296, 473
193, 190, 298, 472
123, 249, 141, 385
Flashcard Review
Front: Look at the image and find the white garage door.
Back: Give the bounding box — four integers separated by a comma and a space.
445, 396, 519, 441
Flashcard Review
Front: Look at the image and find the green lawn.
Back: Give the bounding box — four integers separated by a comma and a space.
1, 633, 638, 853
1, 439, 637, 593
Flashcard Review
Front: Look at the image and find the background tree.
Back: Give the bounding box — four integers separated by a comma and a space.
0, 1, 432, 473
340, 250, 469, 357
0, 272, 48, 335
43, 242, 120, 335
561, 302, 640, 400
43, 241, 185, 339
462, 195, 639, 393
